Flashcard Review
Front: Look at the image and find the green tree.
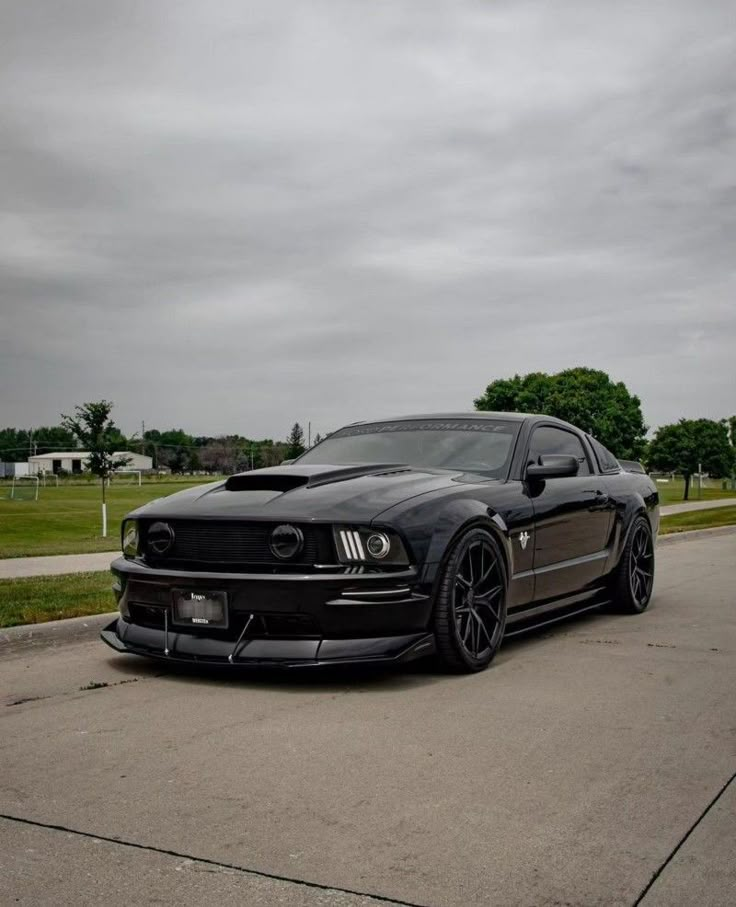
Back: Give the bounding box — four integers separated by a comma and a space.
648, 419, 735, 500
61, 401, 131, 535
32, 426, 77, 455
186, 448, 202, 472
474, 367, 647, 458
0, 428, 29, 462
285, 422, 306, 460
168, 447, 187, 474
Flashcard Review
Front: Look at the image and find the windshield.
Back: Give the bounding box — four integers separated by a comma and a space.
296, 419, 518, 477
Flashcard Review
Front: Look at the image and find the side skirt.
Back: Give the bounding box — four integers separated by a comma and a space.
505, 587, 611, 637
504, 600, 609, 638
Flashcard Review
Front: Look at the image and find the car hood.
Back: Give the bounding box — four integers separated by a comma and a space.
129, 463, 479, 524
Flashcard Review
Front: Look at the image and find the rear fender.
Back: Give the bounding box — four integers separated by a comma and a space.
606, 495, 658, 574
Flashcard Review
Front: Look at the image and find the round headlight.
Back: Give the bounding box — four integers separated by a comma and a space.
148, 521, 175, 556
366, 532, 391, 559
270, 524, 304, 560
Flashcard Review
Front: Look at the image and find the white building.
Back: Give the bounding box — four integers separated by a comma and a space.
28, 451, 153, 475
0, 462, 30, 478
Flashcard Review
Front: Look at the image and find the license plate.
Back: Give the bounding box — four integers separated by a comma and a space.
172, 589, 228, 628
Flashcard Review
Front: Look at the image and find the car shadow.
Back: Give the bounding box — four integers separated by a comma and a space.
102, 650, 447, 693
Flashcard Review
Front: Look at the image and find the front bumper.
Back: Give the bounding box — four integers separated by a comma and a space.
103, 557, 435, 668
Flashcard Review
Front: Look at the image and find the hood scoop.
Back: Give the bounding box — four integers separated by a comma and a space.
225, 463, 409, 493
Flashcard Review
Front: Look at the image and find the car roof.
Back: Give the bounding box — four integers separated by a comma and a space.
345, 412, 576, 429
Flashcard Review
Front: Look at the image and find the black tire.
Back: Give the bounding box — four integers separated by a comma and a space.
433, 527, 508, 673
610, 515, 655, 614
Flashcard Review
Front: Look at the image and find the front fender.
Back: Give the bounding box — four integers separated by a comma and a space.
418, 498, 513, 589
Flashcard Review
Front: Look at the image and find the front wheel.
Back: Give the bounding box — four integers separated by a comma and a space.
433, 528, 508, 673
610, 515, 655, 613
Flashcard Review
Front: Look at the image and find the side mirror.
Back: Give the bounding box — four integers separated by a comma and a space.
526, 455, 579, 480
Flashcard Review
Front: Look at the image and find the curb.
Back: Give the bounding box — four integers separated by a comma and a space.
658, 525, 736, 545
0, 612, 117, 653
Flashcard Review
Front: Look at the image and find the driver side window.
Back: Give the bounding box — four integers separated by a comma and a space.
528, 426, 591, 476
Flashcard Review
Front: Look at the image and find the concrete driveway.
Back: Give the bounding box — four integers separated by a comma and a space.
1, 533, 734, 906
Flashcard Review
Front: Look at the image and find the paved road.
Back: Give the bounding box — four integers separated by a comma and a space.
0, 550, 116, 579
2, 497, 735, 579
658, 496, 736, 516
1, 534, 735, 906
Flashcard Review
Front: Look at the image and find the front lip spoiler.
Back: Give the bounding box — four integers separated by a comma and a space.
100, 619, 436, 669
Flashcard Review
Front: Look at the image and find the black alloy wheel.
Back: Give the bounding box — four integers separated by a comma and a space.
434, 528, 507, 673
629, 522, 654, 607
610, 515, 655, 613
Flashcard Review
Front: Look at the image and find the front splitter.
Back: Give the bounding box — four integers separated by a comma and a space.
100, 619, 435, 669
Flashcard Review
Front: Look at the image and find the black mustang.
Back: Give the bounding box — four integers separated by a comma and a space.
102, 413, 658, 673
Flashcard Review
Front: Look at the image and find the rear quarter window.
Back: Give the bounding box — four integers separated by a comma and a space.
589, 437, 620, 473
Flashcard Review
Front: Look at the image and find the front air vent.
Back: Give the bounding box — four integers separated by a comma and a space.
224, 464, 407, 493
225, 474, 309, 492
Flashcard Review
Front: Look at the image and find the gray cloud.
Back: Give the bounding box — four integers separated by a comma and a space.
1, 0, 734, 439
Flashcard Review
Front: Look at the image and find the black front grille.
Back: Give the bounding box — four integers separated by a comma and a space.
142, 519, 326, 567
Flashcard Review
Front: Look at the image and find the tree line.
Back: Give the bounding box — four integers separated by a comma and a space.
0, 419, 313, 474
3, 368, 733, 501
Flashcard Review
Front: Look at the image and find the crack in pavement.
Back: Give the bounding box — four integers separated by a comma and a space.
0, 813, 430, 907
631, 767, 736, 905
2, 669, 170, 708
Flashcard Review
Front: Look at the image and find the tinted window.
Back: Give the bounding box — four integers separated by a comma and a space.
528, 426, 590, 476
297, 419, 519, 477
589, 436, 620, 473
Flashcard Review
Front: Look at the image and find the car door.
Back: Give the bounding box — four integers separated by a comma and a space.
526, 425, 613, 601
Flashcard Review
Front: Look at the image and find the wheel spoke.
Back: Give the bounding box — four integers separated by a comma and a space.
467, 546, 476, 584
456, 574, 472, 590
466, 611, 476, 653
479, 601, 500, 623
476, 559, 498, 591
472, 609, 493, 650
475, 584, 502, 604
465, 613, 474, 645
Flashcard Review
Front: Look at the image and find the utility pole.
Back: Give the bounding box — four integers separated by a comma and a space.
141, 420, 145, 455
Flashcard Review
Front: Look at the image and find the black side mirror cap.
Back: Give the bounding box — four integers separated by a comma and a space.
526, 455, 579, 480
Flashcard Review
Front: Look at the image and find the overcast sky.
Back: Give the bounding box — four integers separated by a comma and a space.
1, 1, 734, 440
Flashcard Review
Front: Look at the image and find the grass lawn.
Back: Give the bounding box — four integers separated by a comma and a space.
654, 478, 736, 505
0, 479, 218, 558
659, 505, 736, 535
0, 571, 114, 628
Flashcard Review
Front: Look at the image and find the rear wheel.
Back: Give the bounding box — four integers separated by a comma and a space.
434, 528, 507, 673
610, 516, 655, 613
